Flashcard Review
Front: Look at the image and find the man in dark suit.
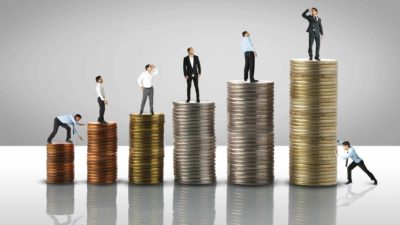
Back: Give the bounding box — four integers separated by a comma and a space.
183, 47, 202, 103
302, 8, 324, 61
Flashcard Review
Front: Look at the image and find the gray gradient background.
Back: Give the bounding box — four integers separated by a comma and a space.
1, 0, 399, 146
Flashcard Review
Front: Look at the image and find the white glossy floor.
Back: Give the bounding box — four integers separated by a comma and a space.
0, 146, 399, 225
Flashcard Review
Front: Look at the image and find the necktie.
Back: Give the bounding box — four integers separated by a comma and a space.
345, 158, 348, 167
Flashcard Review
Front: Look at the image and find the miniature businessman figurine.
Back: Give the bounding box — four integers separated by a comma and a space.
302, 8, 324, 61
96, 75, 108, 123
241, 31, 258, 83
137, 64, 159, 115
337, 140, 378, 185
183, 47, 202, 103
47, 114, 84, 144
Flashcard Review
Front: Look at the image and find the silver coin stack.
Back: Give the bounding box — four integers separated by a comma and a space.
173, 100, 216, 184
290, 59, 338, 186
227, 80, 275, 185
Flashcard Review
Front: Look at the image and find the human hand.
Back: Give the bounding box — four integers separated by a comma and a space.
185, 76, 188, 80
141, 86, 144, 90
79, 136, 84, 141
254, 52, 258, 57
198, 74, 201, 78
104, 100, 108, 105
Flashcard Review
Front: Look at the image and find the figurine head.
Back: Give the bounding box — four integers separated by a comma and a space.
74, 114, 82, 122
187, 47, 194, 55
95, 75, 103, 83
145, 64, 155, 72
242, 31, 250, 37
311, 7, 318, 16
342, 141, 351, 151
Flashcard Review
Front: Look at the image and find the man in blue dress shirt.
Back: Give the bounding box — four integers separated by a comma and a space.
47, 114, 84, 144
338, 140, 378, 185
241, 31, 258, 83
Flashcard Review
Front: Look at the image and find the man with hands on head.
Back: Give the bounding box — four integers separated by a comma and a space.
137, 64, 159, 115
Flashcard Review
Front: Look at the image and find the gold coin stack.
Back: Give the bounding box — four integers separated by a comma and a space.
173, 101, 216, 184
87, 184, 117, 225
290, 59, 338, 186
289, 185, 337, 225
227, 185, 274, 225
129, 184, 164, 225
227, 80, 275, 185
46, 184, 74, 215
46, 142, 74, 184
87, 122, 118, 185
172, 185, 216, 225
129, 113, 165, 184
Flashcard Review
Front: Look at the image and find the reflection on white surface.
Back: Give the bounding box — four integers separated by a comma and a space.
289, 185, 337, 225
0, 146, 399, 225
129, 184, 164, 225
227, 184, 274, 225
173, 184, 216, 225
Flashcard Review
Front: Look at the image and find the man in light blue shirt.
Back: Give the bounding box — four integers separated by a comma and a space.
241, 31, 258, 83
47, 114, 84, 144
337, 140, 377, 185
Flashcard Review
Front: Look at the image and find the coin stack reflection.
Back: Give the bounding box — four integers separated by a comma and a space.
129, 113, 165, 184
227, 185, 274, 225
227, 80, 275, 185
47, 142, 74, 184
129, 185, 164, 225
290, 59, 338, 186
46, 184, 74, 215
87, 122, 118, 184
173, 185, 216, 225
289, 186, 337, 225
173, 101, 216, 184
87, 184, 117, 225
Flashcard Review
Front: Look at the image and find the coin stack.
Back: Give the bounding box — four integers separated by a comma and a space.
46, 184, 74, 215
289, 185, 337, 225
87, 184, 117, 225
173, 101, 216, 184
227, 80, 275, 185
47, 142, 74, 184
129, 113, 165, 184
227, 185, 274, 225
129, 185, 164, 225
290, 59, 338, 186
87, 122, 118, 185
172, 185, 216, 225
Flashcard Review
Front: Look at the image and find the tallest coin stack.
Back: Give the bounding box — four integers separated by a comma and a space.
227, 80, 275, 185
290, 59, 338, 186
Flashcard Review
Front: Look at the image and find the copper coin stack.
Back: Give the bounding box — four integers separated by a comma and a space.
173, 100, 216, 184
129, 184, 164, 225
129, 113, 165, 184
46, 184, 74, 215
87, 184, 117, 225
47, 142, 74, 184
227, 185, 274, 225
289, 185, 337, 225
227, 80, 275, 185
87, 122, 118, 185
290, 59, 338, 186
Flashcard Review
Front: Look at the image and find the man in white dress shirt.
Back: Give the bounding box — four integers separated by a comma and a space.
137, 64, 159, 115
96, 75, 108, 123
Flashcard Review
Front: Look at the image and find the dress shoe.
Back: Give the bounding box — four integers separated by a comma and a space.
47, 140, 52, 144
373, 179, 378, 185
140, 111, 143, 115
315, 57, 321, 61
196, 99, 200, 103
309, 56, 313, 60
250, 80, 259, 83
151, 111, 154, 115
186, 99, 190, 103
66, 139, 73, 144
345, 180, 352, 185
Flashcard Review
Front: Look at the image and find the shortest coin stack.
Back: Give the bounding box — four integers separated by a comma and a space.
129, 113, 165, 184
47, 142, 74, 184
87, 122, 118, 185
